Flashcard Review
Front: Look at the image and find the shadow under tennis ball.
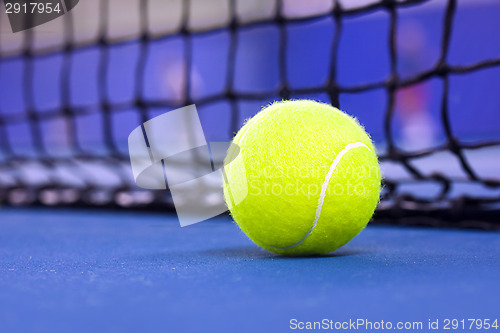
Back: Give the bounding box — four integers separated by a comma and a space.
202, 246, 366, 259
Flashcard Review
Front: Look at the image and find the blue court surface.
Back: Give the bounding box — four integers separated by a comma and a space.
0, 208, 498, 333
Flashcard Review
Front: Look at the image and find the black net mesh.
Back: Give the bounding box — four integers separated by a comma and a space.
0, 0, 499, 229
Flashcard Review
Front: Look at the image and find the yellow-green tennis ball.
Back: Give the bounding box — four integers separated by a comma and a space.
223, 100, 381, 256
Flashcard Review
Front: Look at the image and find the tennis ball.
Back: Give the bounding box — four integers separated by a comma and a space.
223, 100, 381, 256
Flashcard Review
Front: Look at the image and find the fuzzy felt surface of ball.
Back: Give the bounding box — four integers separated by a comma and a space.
223, 100, 381, 256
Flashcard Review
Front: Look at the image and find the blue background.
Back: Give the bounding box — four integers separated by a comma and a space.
0, 1, 499, 156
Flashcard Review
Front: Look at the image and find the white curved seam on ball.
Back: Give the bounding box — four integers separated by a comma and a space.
267, 142, 371, 250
